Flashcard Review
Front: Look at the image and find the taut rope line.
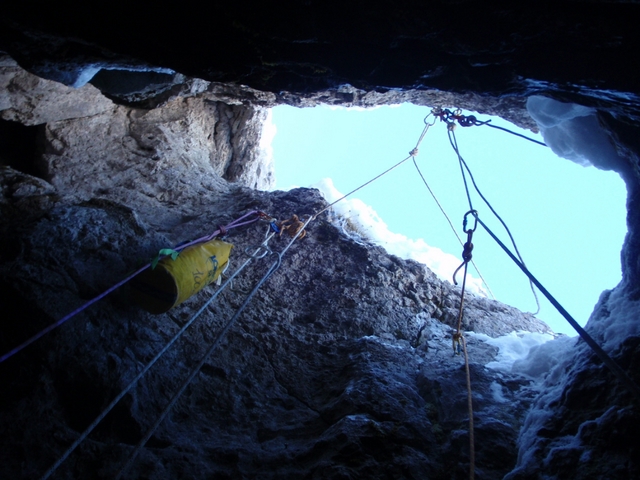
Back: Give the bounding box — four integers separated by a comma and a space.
39, 227, 277, 480
115, 217, 312, 479
475, 213, 640, 403
411, 156, 495, 299
312, 154, 413, 220
451, 211, 477, 480
0, 210, 265, 364
446, 124, 541, 315
434, 108, 640, 401
312, 113, 437, 221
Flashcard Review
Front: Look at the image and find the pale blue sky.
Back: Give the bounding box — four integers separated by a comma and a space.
270, 104, 627, 336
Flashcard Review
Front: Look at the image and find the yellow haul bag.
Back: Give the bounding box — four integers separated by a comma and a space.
132, 239, 233, 314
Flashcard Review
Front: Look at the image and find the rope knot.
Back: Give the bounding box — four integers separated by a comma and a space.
218, 224, 227, 236
409, 147, 419, 157
458, 115, 477, 127
462, 239, 474, 262
462, 229, 474, 261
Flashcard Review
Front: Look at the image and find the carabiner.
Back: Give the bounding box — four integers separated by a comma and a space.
463, 210, 478, 234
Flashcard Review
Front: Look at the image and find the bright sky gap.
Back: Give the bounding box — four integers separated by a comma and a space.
268, 103, 627, 336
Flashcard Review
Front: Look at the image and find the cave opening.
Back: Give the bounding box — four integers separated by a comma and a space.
270, 103, 628, 335
0, 118, 43, 178
88, 69, 178, 105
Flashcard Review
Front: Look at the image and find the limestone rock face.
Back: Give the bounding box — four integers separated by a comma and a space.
0, 54, 113, 125
0, 178, 551, 480
0, 59, 557, 479
40, 96, 274, 200
2, 2, 640, 478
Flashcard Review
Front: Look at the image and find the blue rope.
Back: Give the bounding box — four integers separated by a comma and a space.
447, 127, 541, 315
475, 214, 640, 403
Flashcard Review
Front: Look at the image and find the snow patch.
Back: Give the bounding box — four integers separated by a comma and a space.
470, 331, 556, 373
258, 109, 277, 190
506, 288, 639, 477
526, 96, 622, 171
490, 381, 508, 403
312, 178, 487, 295
588, 286, 640, 351
512, 335, 577, 380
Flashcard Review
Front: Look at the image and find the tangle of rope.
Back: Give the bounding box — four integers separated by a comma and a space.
411, 156, 495, 300
38, 226, 276, 480
115, 217, 312, 479
474, 213, 640, 403
432, 108, 547, 147
0, 211, 265, 364
447, 126, 542, 316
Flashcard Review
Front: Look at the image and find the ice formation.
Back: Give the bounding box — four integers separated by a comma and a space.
526, 95, 624, 172
469, 331, 558, 375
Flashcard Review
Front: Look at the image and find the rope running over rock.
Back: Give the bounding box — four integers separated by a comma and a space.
33, 106, 557, 479
40, 226, 277, 480
452, 210, 477, 480
113, 113, 448, 478
39, 111, 442, 478
0, 210, 265, 364
114, 217, 312, 479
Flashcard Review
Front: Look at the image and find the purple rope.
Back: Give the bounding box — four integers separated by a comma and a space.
0, 211, 262, 363
166, 211, 260, 251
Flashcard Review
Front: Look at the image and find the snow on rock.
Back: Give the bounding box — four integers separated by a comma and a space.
587, 286, 640, 351
526, 95, 625, 172
469, 331, 556, 374
511, 335, 577, 380
490, 381, 508, 403
312, 177, 488, 295
507, 285, 640, 479
258, 109, 277, 190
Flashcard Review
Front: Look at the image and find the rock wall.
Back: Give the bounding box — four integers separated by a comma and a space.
2, 3, 640, 479
1, 55, 274, 194
0, 58, 556, 479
